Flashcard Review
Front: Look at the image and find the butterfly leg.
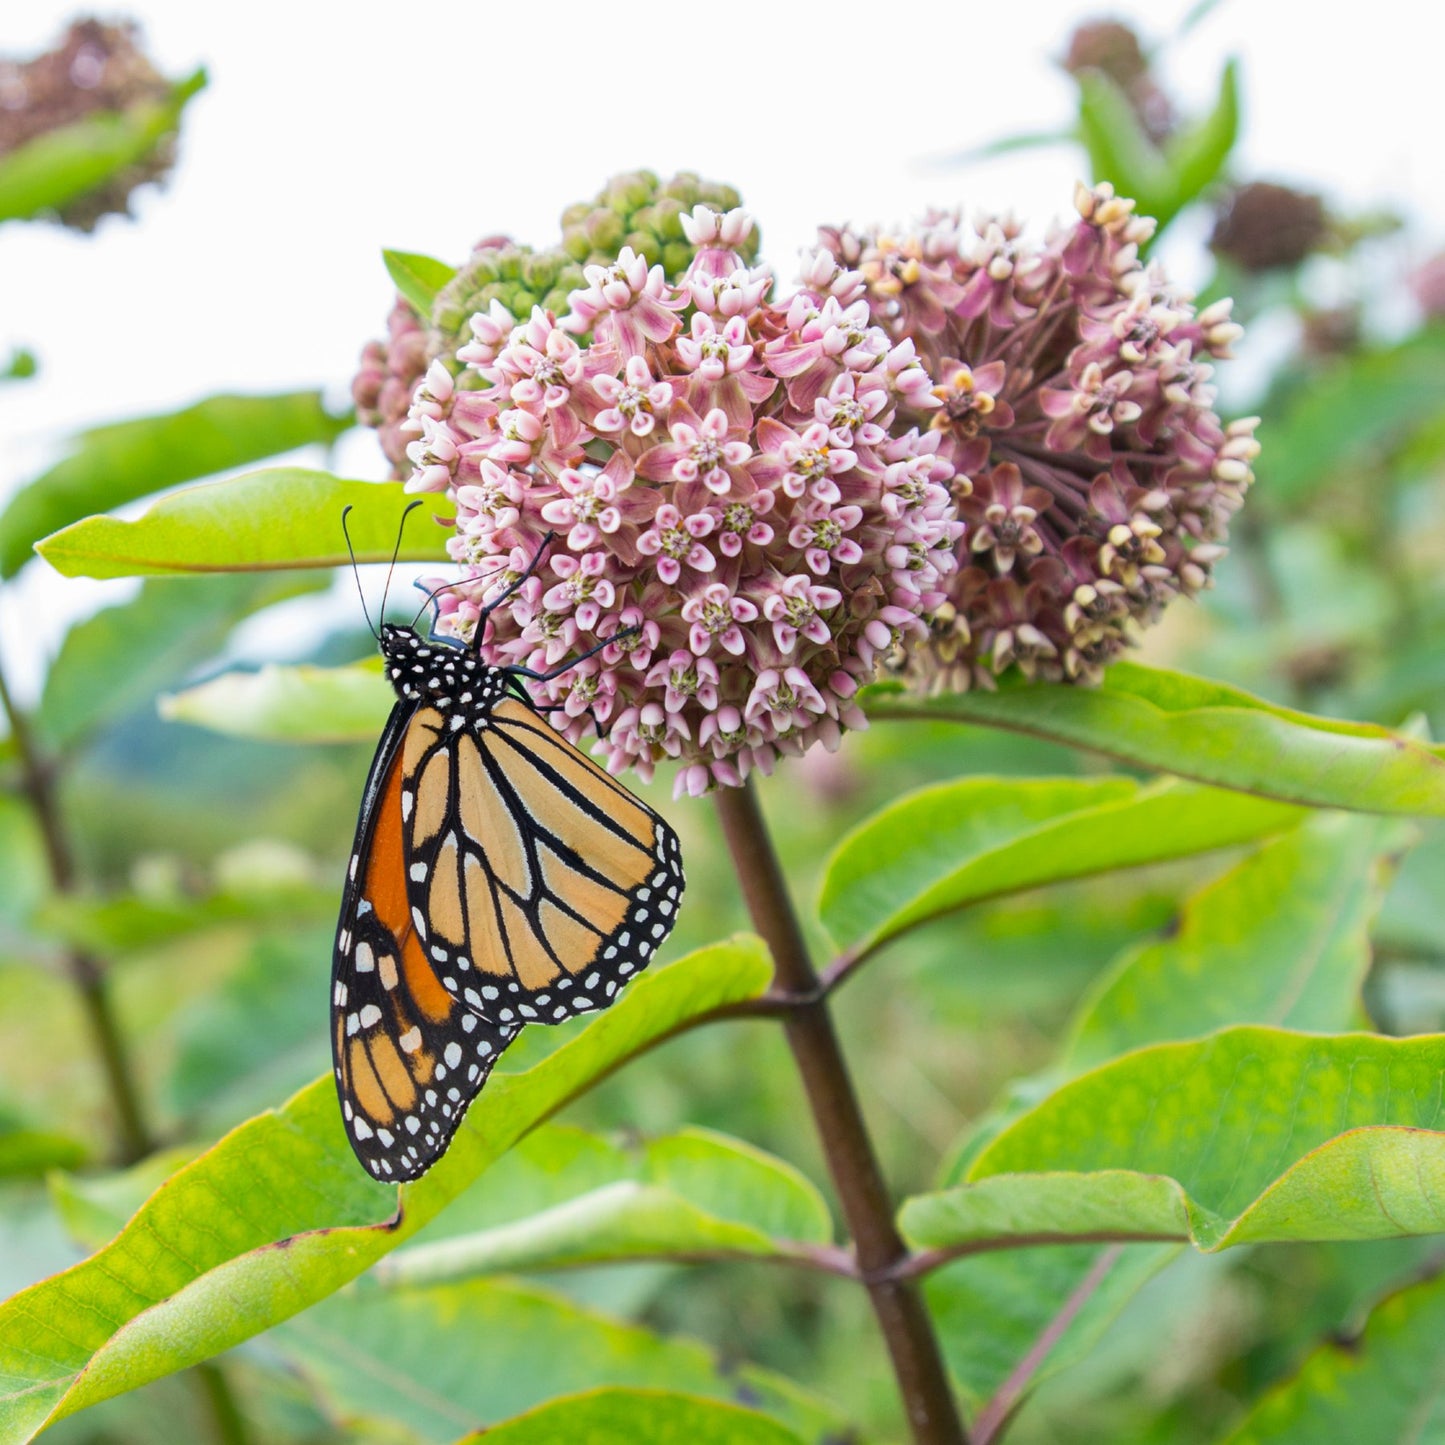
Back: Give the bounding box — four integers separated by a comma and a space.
508, 625, 642, 683
474, 531, 558, 623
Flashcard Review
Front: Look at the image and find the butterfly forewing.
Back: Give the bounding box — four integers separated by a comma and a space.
401, 695, 685, 1027
333, 705, 517, 1181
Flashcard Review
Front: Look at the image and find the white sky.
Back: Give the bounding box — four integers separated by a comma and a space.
2, 0, 1443, 700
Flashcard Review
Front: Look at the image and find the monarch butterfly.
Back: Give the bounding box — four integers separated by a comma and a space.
332, 512, 685, 1181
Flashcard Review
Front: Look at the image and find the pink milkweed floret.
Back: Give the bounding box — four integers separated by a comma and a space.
405, 207, 962, 795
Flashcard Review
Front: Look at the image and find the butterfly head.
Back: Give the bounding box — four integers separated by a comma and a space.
379, 622, 504, 712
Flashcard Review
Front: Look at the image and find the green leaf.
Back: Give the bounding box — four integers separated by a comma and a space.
1075, 70, 1176, 223
382, 250, 458, 318
0, 938, 772, 1441
949, 1027, 1445, 1252
37, 572, 326, 749
35, 469, 452, 579
453, 1388, 807, 1444
863, 662, 1445, 817
1063, 811, 1404, 1072
1162, 58, 1240, 209
1255, 324, 1445, 505
48, 1149, 200, 1253
377, 1126, 833, 1285
271, 1282, 832, 1444
0, 394, 353, 578
0, 70, 206, 225
818, 773, 1301, 954
160, 660, 393, 743
905, 1172, 1191, 1254
917, 815, 1412, 1408
934, 814, 1403, 1185
1221, 1269, 1445, 1442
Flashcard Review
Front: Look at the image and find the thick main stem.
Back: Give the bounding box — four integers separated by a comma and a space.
0, 651, 152, 1161
714, 780, 967, 1445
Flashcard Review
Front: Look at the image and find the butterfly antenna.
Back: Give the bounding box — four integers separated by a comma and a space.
340, 505, 378, 642
379, 501, 423, 625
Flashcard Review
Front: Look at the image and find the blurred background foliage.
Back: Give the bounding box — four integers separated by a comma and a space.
1, 8, 1443, 1444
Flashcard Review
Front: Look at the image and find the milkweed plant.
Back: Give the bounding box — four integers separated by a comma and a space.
4, 18, 1445, 1445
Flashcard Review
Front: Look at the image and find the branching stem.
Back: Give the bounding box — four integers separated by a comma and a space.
714, 779, 967, 1445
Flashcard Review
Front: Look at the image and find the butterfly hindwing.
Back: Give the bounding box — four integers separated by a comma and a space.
333, 703, 517, 1181
400, 694, 685, 1027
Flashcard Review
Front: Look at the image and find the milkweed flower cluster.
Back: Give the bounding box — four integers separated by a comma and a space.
820, 182, 1257, 688
353, 172, 756, 478
404, 207, 962, 795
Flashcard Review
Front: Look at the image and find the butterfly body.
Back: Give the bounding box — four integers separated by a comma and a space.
332, 619, 684, 1183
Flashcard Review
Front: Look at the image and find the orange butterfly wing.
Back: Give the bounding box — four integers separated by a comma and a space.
399, 696, 685, 1027
333, 704, 517, 1181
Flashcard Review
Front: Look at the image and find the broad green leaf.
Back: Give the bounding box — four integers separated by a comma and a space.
1075, 70, 1175, 223
1257, 324, 1445, 505
36, 469, 452, 579
1, 394, 352, 578
37, 572, 325, 749
1063, 811, 1402, 1071
907, 1171, 1191, 1253
272, 1281, 833, 1444
954, 1028, 1445, 1251
382, 251, 458, 317
1162, 58, 1240, 209
918, 816, 1411, 1408
1222, 1270, 1445, 1442
48, 1149, 200, 1252
377, 1126, 833, 1285
819, 774, 1301, 954
0, 938, 771, 1442
160, 660, 393, 743
863, 663, 1445, 816
454, 1388, 806, 1444
934, 814, 1403, 1178
0, 70, 206, 226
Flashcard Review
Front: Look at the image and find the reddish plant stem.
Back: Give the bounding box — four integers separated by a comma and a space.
0, 651, 152, 1162
971, 1246, 1123, 1445
714, 779, 967, 1445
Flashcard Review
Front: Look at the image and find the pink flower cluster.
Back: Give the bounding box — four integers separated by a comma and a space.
821, 182, 1258, 688
403, 208, 961, 794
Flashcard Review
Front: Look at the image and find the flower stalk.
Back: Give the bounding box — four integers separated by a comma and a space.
713, 778, 967, 1445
